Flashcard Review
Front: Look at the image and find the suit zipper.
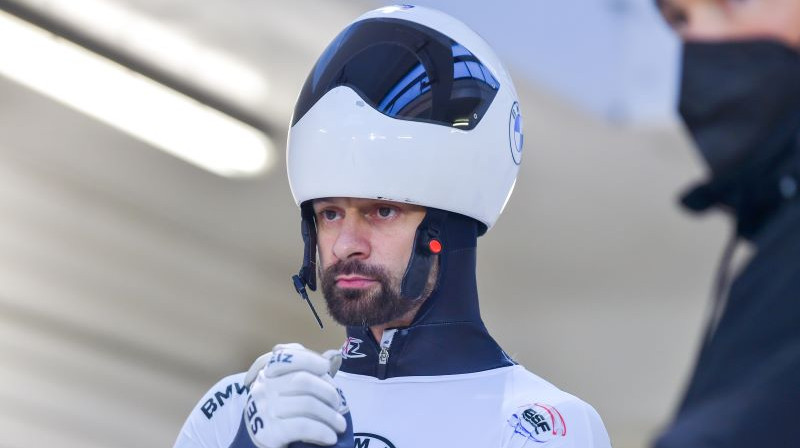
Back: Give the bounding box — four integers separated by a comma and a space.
376, 329, 397, 379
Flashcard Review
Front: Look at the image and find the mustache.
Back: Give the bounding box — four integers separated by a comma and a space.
324, 259, 389, 279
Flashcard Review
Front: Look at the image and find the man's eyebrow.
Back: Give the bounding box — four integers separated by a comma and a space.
311, 199, 335, 210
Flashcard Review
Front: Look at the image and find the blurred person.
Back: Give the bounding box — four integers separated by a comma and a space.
654, 0, 800, 447
173, 5, 612, 448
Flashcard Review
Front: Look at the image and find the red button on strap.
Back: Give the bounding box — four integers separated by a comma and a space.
428, 239, 442, 254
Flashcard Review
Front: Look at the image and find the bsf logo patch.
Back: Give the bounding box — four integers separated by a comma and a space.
507, 403, 566, 443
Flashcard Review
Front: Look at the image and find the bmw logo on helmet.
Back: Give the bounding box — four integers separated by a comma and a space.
509, 101, 523, 165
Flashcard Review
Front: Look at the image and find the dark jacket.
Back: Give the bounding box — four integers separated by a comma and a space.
655, 174, 800, 447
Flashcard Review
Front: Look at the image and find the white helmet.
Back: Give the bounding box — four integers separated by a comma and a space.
287, 4, 524, 231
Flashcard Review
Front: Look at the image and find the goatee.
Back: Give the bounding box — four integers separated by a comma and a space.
320, 258, 424, 327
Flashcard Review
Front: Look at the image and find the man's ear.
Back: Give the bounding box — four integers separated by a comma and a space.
400, 209, 446, 299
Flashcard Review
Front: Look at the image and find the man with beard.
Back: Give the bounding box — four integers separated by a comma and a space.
174, 5, 611, 448
653, 1, 800, 447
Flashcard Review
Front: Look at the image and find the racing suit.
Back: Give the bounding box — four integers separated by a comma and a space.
175, 214, 612, 448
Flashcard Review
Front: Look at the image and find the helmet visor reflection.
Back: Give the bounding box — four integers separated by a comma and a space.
292, 18, 500, 130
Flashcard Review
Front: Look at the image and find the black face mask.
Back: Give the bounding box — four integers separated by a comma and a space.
679, 39, 800, 176
678, 39, 800, 237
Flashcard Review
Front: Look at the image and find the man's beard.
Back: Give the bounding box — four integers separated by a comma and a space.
320, 258, 436, 327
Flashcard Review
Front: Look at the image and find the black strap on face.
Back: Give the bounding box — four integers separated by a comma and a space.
298, 202, 317, 291
292, 202, 323, 328
401, 208, 447, 299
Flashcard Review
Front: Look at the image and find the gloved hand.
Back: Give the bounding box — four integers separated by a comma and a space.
241, 343, 352, 448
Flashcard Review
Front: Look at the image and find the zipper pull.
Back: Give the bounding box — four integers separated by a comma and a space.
378, 329, 397, 364
378, 347, 389, 365
376, 329, 398, 378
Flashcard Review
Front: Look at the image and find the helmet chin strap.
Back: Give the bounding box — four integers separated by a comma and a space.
401, 208, 446, 299
297, 203, 318, 291
292, 202, 323, 328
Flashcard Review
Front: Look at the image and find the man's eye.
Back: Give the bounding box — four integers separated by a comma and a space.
660, 6, 688, 31
667, 12, 688, 30
323, 210, 339, 220
377, 207, 396, 218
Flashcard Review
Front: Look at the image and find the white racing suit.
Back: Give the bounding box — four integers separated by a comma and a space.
174, 330, 610, 448
175, 229, 611, 448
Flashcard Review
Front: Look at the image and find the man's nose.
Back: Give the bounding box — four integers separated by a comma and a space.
332, 215, 370, 261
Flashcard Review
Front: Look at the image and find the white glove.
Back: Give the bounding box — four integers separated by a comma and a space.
243, 343, 348, 448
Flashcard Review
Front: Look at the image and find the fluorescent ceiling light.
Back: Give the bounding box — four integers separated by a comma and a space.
14, 0, 269, 107
0, 10, 274, 177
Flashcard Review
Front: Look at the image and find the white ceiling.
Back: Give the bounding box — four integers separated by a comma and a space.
0, 2, 728, 448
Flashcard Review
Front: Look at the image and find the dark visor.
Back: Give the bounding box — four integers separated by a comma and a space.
292, 18, 500, 130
